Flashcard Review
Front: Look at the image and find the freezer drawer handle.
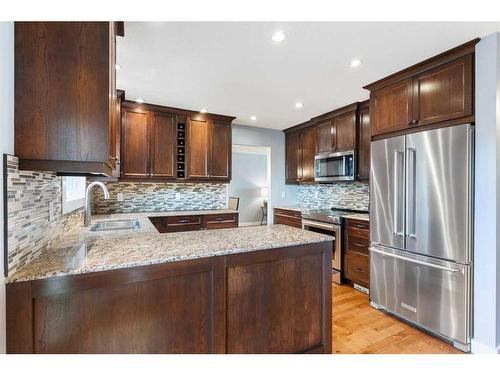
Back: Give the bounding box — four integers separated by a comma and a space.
369, 247, 461, 274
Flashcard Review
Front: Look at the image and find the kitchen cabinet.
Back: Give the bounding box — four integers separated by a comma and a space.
357, 100, 371, 181
120, 101, 234, 182
209, 121, 232, 180
14, 22, 123, 176
365, 39, 477, 139
285, 131, 302, 183
284, 102, 365, 184
186, 117, 232, 181
313, 104, 357, 154
150, 112, 177, 179
121, 107, 177, 180
343, 218, 370, 288
121, 107, 151, 179
274, 208, 302, 228
316, 119, 334, 153
149, 213, 239, 233
284, 124, 317, 184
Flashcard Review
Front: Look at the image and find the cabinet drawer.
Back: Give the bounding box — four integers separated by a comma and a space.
274, 214, 302, 229
345, 218, 370, 239
165, 215, 202, 232
274, 208, 301, 219
203, 213, 238, 230
344, 251, 370, 287
345, 233, 369, 255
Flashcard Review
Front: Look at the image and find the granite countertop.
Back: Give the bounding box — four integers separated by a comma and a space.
6, 210, 333, 284
273, 206, 306, 212
342, 213, 370, 221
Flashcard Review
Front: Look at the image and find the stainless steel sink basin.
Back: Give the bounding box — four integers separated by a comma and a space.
90, 219, 141, 232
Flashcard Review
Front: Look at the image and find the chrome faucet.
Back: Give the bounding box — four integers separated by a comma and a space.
84, 181, 110, 227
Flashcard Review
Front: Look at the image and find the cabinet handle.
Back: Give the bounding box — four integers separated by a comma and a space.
353, 242, 366, 248
178, 219, 190, 223
353, 224, 367, 229
354, 267, 364, 273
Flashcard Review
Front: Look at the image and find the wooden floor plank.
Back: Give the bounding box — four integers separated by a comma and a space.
332, 283, 462, 354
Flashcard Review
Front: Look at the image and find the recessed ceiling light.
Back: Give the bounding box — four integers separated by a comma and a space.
349, 59, 362, 68
135, 98, 144, 103
200, 108, 208, 114
295, 102, 304, 109
272, 30, 286, 43
250, 116, 257, 121
115, 64, 121, 70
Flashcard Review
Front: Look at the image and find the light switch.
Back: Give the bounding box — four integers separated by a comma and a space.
117, 193, 124, 202
281, 191, 286, 198
48, 201, 55, 222
175, 193, 181, 200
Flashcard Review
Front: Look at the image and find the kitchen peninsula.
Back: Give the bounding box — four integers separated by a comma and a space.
6, 213, 333, 354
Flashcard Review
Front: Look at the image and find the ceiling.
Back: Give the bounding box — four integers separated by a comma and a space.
117, 22, 500, 130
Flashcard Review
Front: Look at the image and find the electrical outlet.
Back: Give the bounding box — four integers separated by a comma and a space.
117, 193, 124, 202
175, 193, 181, 200
281, 191, 286, 198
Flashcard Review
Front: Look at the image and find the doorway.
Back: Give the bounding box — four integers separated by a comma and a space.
228, 145, 271, 226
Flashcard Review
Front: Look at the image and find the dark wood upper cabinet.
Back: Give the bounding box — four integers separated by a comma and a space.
365, 39, 477, 139
334, 112, 356, 151
415, 55, 473, 126
15, 22, 122, 175
316, 120, 334, 153
284, 102, 366, 184
211, 121, 232, 180
186, 117, 211, 180
300, 126, 317, 182
357, 101, 371, 181
150, 112, 177, 179
370, 78, 413, 137
285, 131, 301, 183
120, 101, 234, 182
121, 108, 150, 179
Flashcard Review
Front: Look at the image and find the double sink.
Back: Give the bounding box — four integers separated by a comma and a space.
90, 219, 141, 232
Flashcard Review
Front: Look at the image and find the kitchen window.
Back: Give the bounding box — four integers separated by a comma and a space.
62, 176, 86, 215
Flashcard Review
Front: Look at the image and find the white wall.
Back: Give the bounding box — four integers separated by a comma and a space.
0, 21, 15, 354
232, 124, 298, 224
473, 32, 500, 354
229, 150, 268, 224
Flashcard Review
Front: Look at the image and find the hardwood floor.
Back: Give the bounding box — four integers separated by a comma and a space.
332, 283, 463, 354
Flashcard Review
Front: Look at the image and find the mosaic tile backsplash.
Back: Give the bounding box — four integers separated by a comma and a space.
297, 182, 369, 211
6, 155, 84, 275
91, 181, 228, 214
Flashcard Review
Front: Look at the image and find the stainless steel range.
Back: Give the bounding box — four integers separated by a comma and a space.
302, 207, 368, 284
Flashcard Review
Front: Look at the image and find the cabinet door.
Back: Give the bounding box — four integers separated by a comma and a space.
301, 127, 317, 182
211, 121, 231, 180
415, 55, 473, 126
285, 131, 301, 183
371, 78, 413, 137
316, 120, 333, 153
334, 112, 356, 151
357, 106, 371, 180
121, 108, 150, 179
187, 117, 211, 180
150, 112, 176, 179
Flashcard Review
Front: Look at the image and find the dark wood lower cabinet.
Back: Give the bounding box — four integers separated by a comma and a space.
149, 213, 239, 233
274, 208, 302, 228
343, 218, 370, 288
6, 242, 332, 354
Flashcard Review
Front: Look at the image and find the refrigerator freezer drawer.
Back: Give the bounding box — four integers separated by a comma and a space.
369, 246, 471, 347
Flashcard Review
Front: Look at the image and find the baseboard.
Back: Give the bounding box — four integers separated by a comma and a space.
239, 221, 263, 227
471, 339, 500, 354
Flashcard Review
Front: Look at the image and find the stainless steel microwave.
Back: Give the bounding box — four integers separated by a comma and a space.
314, 150, 355, 182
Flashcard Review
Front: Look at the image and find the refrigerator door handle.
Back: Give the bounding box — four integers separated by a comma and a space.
369, 247, 461, 274
393, 150, 404, 237
406, 147, 416, 239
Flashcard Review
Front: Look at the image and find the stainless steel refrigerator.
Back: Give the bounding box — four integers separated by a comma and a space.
369, 123, 473, 352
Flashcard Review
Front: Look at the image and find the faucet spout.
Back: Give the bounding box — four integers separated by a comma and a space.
84, 181, 110, 227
